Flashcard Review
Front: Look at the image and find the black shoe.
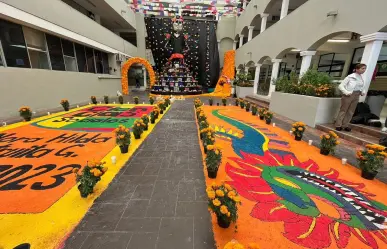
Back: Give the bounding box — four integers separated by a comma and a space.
344, 127, 351, 132
335, 127, 343, 131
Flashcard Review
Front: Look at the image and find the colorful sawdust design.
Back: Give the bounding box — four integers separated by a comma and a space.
0, 104, 166, 249
198, 106, 387, 249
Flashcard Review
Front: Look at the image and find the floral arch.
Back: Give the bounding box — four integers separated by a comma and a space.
121, 57, 156, 95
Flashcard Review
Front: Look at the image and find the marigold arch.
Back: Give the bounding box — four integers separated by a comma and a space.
211, 50, 235, 97
121, 57, 155, 95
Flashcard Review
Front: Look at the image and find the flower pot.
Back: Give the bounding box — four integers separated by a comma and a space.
295, 135, 302, 141
134, 134, 141, 139
151, 119, 155, 124
246, 108, 250, 112
259, 116, 264, 120
223, 103, 226, 106
266, 119, 271, 125
24, 117, 31, 121
160, 110, 164, 114
217, 215, 231, 228
320, 148, 330, 156
240, 106, 244, 109
64, 107, 69, 111
120, 144, 129, 154
217, 103, 220, 106
207, 168, 218, 179
104, 101, 109, 104
361, 170, 377, 180
252, 112, 257, 116
210, 103, 213, 106
144, 125, 148, 131
204, 145, 208, 154
78, 184, 89, 198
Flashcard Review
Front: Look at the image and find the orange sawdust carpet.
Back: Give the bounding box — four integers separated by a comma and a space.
196, 105, 387, 249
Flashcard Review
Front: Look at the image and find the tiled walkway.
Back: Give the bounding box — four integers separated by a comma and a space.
64, 99, 215, 249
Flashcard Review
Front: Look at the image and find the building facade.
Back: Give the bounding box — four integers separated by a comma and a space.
0, 0, 138, 118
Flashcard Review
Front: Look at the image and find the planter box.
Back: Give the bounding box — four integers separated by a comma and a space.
270, 92, 341, 127
236, 86, 254, 98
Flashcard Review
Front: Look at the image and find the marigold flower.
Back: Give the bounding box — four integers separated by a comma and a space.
102, 167, 108, 173
368, 150, 375, 154
325, 135, 330, 139
224, 183, 232, 191
227, 212, 231, 217
136, 124, 140, 127
220, 205, 228, 214
211, 182, 218, 188
207, 145, 214, 150
298, 127, 303, 131
207, 191, 216, 199
119, 135, 125, 139
228, 190, 236, 198
233, 196, 241, 203
215, 150, 219, 155
216, 189, 225, 197
212, 198, 221, 206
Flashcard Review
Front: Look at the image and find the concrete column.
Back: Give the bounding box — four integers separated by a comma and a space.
217, 40, 221, 51
143, 66, 147, 88
248, 26, 255, 41
299, 51, 317, 77
253, 64, 262, 95
243, 0, 247, 9
359, 33, 387, 102
280, 0, 289, 19
216, 12, 219, 21
269, 59, 282, 96
245, 66, 250, 73
239, 35, 244, 48
237, 69, 241, 75
233, 41, 238, 50
260, 14, 269, 33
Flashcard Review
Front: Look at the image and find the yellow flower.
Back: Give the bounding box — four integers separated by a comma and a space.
119, 135, 125, 139
206, 187, 213, 192
298, 127, 303, 131
292, 128, 296, 131
227, 191, 236, 198
224, 183, 233, 191
212, 198, 221, 206
211, 182, 218, 189
207, 145, 214, 150
216, 189, 225, 197
336, 141, 340, 145
368, 150, 375, 154
380, 152, 387, 157
102, 167, 108, 173
325, 135, 330, 139
136, 123, 140, 127
220, 205, 228, 214
227, 212, 231, 217
215, 150, 219, 155
207, 191, 216, 199
233, 196, 241, 203
125, 128, 129, 132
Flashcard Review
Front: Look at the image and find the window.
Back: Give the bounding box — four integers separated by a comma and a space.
351, 45, 387, 77
295, 58, 302, 74
74, 43, 87, 72
46, 34, 65, 71
318, 53, 346, 77
101, 52, 109, 74
0, 40, 5, 66
0, 19, 30, 68
85, 47, 95, 73
23, 26, 50, 69
61, 39, 77, 72
94, 49, 103, 74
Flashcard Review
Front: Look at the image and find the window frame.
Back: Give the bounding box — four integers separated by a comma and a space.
0, 39, 6, 67
60, 39, 78, 72
317, 53, 346, 77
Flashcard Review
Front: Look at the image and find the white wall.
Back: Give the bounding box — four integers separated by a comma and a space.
0, 0, 137, 56
104, 0, 136, 29
217, 16, 236, 40
135, 13, 147, 58
0, 67, 122, 118
235, 0, 387, 65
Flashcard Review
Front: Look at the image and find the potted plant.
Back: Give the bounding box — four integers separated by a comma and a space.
194, 98, 202, 108
118, 95, 124, 104
245, 102, 251, 112
222, 97, 227, 106
134, 96, 139, 104
91, 96, 97, 105
158, 101, 165, 114
114, 125, 131, 153
252, 105, 258, 116
319, 131, 340, 155
258, 108, 266, 120
198, 112, 207, 123
205, 144, 222, 178
73, 160, 107, 198
234, 98, 239, 106
104, 95, 109, 104
209, 98, 214, 106
203, 127, 215, 152
150, 111, 156, 124
60, 99, 70, 111
207, 183, 241, 228
153, 107, 160, 119
141, 114, 150, 131
292, 122, 306, 141
357, 144, 387, 180
240, 100, 245, 109
132, 119, 144, 139
149, 96, 155, 105
164, 96, 171, 106
19, 106, 32, 121
264, 111, 273, 125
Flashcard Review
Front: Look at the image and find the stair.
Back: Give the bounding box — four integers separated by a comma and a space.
245, 95, 270, 109
316, 123, 382, 147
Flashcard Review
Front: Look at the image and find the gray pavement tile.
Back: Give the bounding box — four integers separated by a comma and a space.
78, 204, 126, 232
156, 217, 194, 249
115, 218, 161, 233
80, 232, 132, 249
127, 232, 158, 249
122, 200, 150, 218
